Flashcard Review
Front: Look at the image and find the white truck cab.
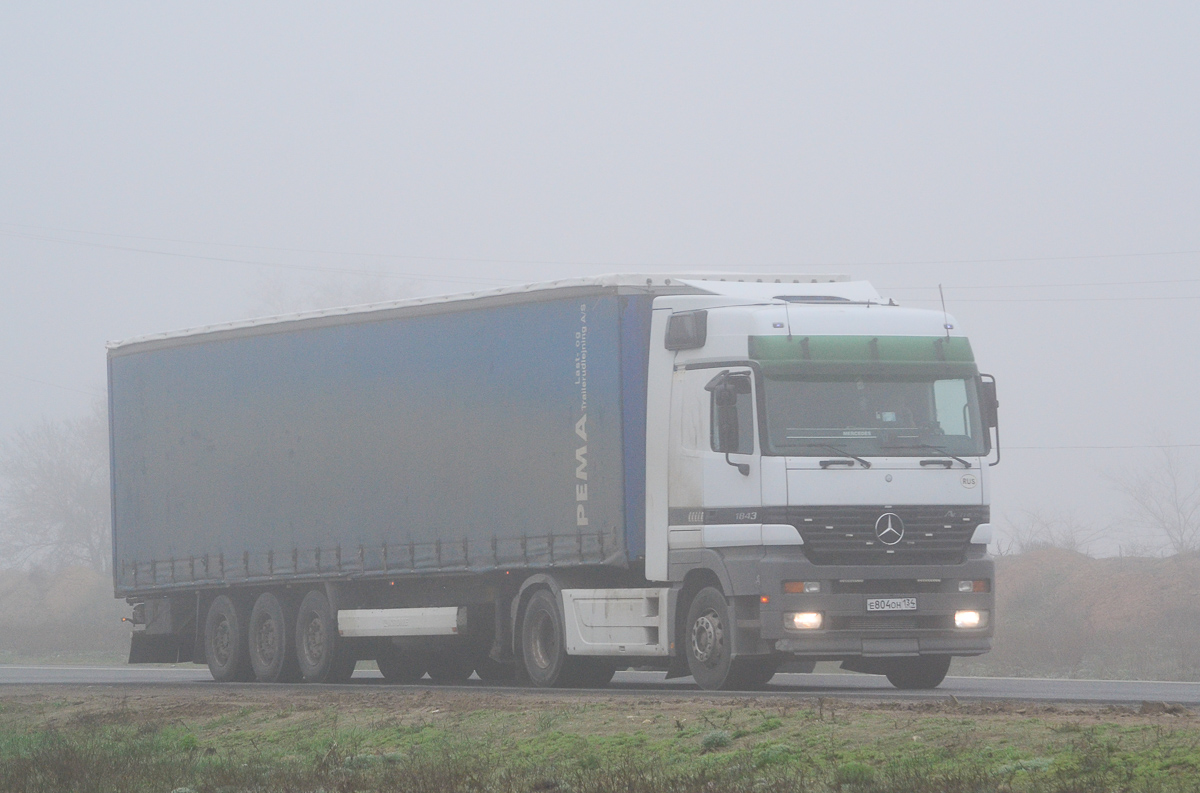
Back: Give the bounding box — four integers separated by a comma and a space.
641, 277, 997, 690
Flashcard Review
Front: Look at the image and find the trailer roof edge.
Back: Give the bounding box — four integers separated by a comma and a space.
106, 272, 853, 353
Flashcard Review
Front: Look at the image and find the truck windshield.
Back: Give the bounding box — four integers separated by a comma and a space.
762, 374, 987, 457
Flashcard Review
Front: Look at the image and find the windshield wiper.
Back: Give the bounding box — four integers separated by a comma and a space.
813, 444, 872, 469
913, 443, 972, 468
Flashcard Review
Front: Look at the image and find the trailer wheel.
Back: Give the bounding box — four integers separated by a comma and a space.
520, 588, 574, 687
376, 646, 427, 684
295, 589, 356, 683
248, 592, 301, 683
204, 594, 254, 682
884, 655, 951, 690
684, 587, 736, 691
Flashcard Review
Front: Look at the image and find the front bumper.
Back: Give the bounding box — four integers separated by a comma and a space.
756, 556, 995, 658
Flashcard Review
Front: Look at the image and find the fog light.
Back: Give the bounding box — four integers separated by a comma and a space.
955, 610, 986, 629
790, 612, 823, 630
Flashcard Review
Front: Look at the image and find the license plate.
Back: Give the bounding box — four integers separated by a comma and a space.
866, 597, 917, 612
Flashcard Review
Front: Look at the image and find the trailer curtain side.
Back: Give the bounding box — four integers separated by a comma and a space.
110, 291, 654, 596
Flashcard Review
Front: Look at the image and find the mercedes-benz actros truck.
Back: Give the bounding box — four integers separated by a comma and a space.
111, 274, 998, 690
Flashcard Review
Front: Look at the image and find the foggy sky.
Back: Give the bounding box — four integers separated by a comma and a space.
3, 4, 1199, 554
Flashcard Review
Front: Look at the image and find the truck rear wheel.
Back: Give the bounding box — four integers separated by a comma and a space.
295, 589, 356, 683
521, 588, 575, 687
248, 592, 301, 683
884, 655, 951, 690
473, 653, 515, 684
684, 587, 736, 691
204, 594, 254, 682
376, 646, 427, 684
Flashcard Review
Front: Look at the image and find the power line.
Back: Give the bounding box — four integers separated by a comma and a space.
0, 222, 644, 270
843, 250, 1200, 267
884, 276, 1200, 292
11, 225, 1198, 303
0, 230, 518, 287
1008, 444, 1200, 450
902, 294, 1200, 303
4, 219, 1200, 270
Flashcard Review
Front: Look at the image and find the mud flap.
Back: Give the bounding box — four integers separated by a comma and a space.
129, 632, 188, 664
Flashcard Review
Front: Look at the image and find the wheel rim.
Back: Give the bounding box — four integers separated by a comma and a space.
302, 614, 325, 667
255, 617, 279, 664
212, 616, 233, 667
690, 608, 724, 667
529, 609, 557, 670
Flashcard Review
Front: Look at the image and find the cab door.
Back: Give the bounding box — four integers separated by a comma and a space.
667, 366, 762, 550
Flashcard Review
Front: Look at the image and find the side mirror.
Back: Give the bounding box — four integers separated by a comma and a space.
980, 374, 1000, 467
713, 389, 740, 453
706, 371, 751, 455
979, 377, 999, 429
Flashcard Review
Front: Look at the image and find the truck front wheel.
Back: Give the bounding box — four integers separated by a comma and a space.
521, 589, 572, 687
295, 590, 356, 683
684, 587, 736, 691
249, 592, 301, 683
204, 594, 253, 682
884, 655, 951, 690
729, 657, 780, 690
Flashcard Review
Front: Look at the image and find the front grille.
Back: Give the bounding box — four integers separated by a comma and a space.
829, 615, 951, 631
764, 505, 988, 565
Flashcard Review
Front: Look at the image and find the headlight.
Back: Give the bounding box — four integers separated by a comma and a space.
789, 612, 823, 630
954, 610, 988, 629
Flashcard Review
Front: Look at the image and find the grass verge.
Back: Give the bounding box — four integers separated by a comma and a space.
1, 687, 1200, 792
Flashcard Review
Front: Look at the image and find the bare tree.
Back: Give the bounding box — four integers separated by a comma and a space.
996, 508, 1107, 556
1113, 448, 1200, 555
0, 403, 111, 573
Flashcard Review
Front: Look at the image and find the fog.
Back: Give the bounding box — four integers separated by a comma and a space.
3, 4, 1199, 555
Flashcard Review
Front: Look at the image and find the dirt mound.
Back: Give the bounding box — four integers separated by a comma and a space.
955, 549, 1200, 680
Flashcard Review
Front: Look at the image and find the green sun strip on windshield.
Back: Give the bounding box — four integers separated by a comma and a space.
749, 335, 978, 376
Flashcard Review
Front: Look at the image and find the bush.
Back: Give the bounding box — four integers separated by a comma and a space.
699, 730, 732, 752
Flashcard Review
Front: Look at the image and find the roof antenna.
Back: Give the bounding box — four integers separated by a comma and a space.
938, 284, 953, 339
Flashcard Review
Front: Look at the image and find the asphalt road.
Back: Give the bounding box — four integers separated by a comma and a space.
2, 665, 1198, 705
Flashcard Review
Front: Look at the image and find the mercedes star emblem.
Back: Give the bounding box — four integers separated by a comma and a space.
875, 512, 905, 545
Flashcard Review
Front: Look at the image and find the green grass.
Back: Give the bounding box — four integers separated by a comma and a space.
2, 690, 1200, 792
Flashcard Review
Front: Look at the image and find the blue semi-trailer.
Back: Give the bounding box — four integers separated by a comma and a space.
111, 274, 999, 690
